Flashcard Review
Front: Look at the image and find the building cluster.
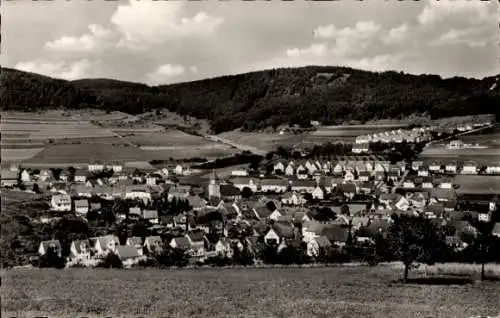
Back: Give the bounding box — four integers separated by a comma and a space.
355, 127, 434, 145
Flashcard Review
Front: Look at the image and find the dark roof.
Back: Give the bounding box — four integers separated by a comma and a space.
271, 223, 295, 238
260, 179, 289, 186
116, 245, 140, 260
143, 209, 159, 220
220, 184, 241, 197
291, 180, 317, 187
320, 225, 349, 243
254, 206, 273, 219
186, 230, 206, 243
172, 237, 191, 250
338, 183, 356, 193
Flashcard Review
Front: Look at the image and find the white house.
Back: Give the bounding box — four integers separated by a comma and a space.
70, 239, 91, 261
291, 180, 317, 193
311, 186, 325, 200
146, 175, 157, 186
74, 199, 89, 215
306, 236, 332, 258
403, 180, 415, 189
126, 237, 144, 256
461, 162, 477, 174
74, 170, 87, 183
344, 170, 355, 182
273, 162, 285, 174
142, 209, 159, 224
260, 179, 288, 193
445, 162, 458, 174
125, 186, 152, 202
108, 162, 123, 173
429, 162, 442, 173
486, 163, 500, 175
395, 196, 410, 211
88, 161, 105, 172
268, 209, 283, 221
285, 163, 295, 176
51, 194, 72, 212
231, 178, 258, 192
144, 236, 163, 254
281, 192, 307, 206
20, 169, 31, 182
231, 169, 249, 177
352, 143, 369, 154
92, 235, 120, 256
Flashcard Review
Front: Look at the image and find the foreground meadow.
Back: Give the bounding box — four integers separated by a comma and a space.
2, 265, 499, 318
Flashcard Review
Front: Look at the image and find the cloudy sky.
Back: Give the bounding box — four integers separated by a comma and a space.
2, 0, 499, 85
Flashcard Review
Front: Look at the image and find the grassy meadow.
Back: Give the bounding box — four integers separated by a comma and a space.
2, 264, 499, 318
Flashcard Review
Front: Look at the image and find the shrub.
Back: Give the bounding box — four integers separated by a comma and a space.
96, 252, 123, 269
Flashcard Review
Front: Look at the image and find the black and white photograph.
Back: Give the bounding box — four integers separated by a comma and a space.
1, 0, 500, 317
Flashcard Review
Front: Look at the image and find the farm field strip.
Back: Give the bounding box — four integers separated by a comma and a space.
1, 148, 46, 162
2, 266, 499, 318
453, 175, 500, 194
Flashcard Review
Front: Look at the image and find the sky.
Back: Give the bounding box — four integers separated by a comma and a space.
2, 0, 499, 85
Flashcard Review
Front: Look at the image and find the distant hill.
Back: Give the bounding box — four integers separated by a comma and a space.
1, 66, 499, 133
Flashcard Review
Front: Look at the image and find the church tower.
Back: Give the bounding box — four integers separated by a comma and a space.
208, 169, 221, 199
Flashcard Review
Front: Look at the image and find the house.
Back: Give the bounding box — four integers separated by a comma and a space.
142, 209, 159, 224
220, 184, 241, 200
285, 163, 295, 176
307, 236, 332, 257
108, 162, 123, 173
70, 239, 91, 261
409, 192, 427, 209
92, 235, 120, 256
115, 245, 141, 263
395, 196, 410, 211
421, 177, 434, 189
417, 165, 429, 177
51, 193, 72, 212
445, 161, 458, 174
1, 169, 18, 187
492, 223, 500, 238
125, 185, 152, 202
146, 175, 158, 186
264, 223, 295, 246
485, 162, 500, 175
187, 195, 207, 211
437, 177, 453, 189
273, 162, 286, 174
253, 205, 275, 220
344, 170, 355, 182
20, 169, 31, 182
90, 202, 101, 212
358, 171, 370, 182
332, 162, 344, 175
260, 179, 288, 193
281, 192, 307, 206
143, 236, 163, 254
185, 230, 207, 257
74, 199, 89, 215
352, 143, 369, 154
126, 237, 144, 256
312, 186, 326, 200
174, 164, 185, 175
379, 193, 399, 206
338, 183, 357, 199
291, 179, 317, 193
431, 188, 456, 202
38, 169, 53, 182
231, 177, 258, 192
170, 237, 191, 250
38, 240, 62, 257
167, 185, 191, 201
461, 161, 478, 174
403, 180, 415, 189
232, 168, 249, 177
215, 238, 235, 258
74, 170, 87, 183
321, 225, 350, 246
359, 181, 373, 194
429, 162, 442, 173
412, 161, 424, 171
129, 207, 142, 217
88, 161, 105, 172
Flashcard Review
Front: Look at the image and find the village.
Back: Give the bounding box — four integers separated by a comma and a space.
1, 121, 500, 269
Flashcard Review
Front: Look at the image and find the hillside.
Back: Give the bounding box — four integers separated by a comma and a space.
1, 66, 499, 133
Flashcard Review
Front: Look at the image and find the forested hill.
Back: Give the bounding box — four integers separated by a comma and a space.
2, 66, 499, 133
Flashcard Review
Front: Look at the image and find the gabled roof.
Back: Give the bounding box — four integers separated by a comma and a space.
320, 225, 349, 243
254, 206, 273, 219
313, 236, 332, 248
172, 237, 191, 250
115, 245, 140, 260
145, 236, 162, 247
74, 199, 89, 208
143, 209, 159, 220
71, 239, 90, 255
186, 230, 206, 243
1, 169, 18, 180
291, 179, 317, 187
270, 223, 295, 239
220, 184, 241, 196
338, 183, 356, 193
126, 236, 143, 246
40, 239, 61, 251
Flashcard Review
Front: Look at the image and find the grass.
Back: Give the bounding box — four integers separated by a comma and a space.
2, 265, 499, 318
453, 175, 500, 195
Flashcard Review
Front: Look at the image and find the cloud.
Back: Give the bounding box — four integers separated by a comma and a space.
418, 0, 496, 26
381, 23, 409, 45
111, 0, 224, 50
286, 44, 327, 58
432, 26, 495, 48
146, 63, 198, 84
44, 24, 114, 52
313, 21, 381, 57
14, 59, 102, 80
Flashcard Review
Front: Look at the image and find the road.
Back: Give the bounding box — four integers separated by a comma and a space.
204, 134, 268, 156
392, 169, 409, 193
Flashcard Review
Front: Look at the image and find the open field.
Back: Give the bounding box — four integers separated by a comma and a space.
2, 265, 499, 318
453, 175, 500, 195
0, 148, 46, 162
127, 130, 216, 147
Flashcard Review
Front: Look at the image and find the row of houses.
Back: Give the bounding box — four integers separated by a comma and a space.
412, 160, 500, 175
355, 127, 434, 144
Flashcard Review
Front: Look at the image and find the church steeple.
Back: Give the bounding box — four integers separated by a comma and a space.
208, 168, 220, 199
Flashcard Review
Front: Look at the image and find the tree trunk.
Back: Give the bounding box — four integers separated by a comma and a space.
481, 263, 485, 281
403, 263, 409, 283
